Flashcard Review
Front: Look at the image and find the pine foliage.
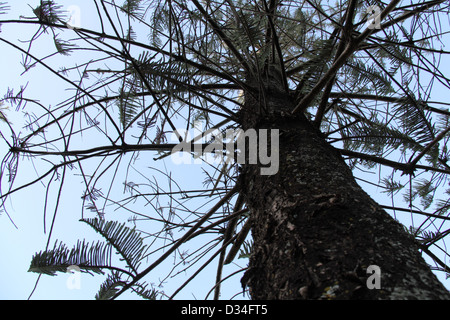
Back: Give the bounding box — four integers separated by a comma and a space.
28, 240, 110, 276
121, 0, 145, 18
28, 218, 156, 299
2, 0, 450, 299
31, 1, 66, 24
80, 218, 149, 275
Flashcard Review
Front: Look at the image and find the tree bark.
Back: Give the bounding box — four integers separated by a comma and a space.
238, 79, 450, 299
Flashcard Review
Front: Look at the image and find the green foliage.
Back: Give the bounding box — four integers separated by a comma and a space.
28, 218, 157, 299
135, 55, 192, 94
4, 0, 450, 299
395, 97, 436, 146
116, 89, 142, 128
381, 176, 404, 196
132, 282, 159, 300
410, 226, 441, 243
404, 178, 437, 210
28, 240, 110, 276
344, 59, 395, 96
95, 271, 125, 300
0, 2, 9, 15
340, 117, 421, 155
148, 2, 170, 47
95, 272, 158, 300
222, 5, 266, 63
0, 101, 10, 124
80, 218, 149, 274
31, 1, 66, 24
238, 240, 252, 260
121, 0, 145, 18
53, 37, 76, 56
292, 38, 335, 100
118, 49, 195, 127
434, 195, 450, 217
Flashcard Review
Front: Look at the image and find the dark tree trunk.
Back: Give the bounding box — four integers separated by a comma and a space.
238, 73, 450, 300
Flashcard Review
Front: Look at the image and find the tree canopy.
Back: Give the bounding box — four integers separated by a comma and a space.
1, 0, 450, 300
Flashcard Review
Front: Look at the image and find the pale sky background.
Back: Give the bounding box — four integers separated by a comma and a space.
0, 1, 246, 300
0, 1, 450, 300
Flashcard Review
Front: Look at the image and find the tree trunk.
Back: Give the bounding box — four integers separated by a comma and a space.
238, 77, 450, 299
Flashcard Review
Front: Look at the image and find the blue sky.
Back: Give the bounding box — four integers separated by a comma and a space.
0, 1, 246, 300
0, 0, 450, 300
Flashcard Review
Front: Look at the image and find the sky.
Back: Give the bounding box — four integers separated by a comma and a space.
0, 0, 450, 300
0, 2, 139, 299
0, 1, 247, 300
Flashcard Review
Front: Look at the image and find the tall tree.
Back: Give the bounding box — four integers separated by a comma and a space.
1, 0, 450, 299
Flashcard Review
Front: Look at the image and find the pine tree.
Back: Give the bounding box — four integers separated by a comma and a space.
1, 0, 450, 299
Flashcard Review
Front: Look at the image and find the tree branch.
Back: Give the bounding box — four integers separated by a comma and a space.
191, 0, 252, 75
111, 182, 241, 299
328, 92, 450, 117
337, 148, 450, 175
292, 0, 401, 114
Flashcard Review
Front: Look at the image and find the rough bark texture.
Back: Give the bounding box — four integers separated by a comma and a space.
237, 71, 450, 300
